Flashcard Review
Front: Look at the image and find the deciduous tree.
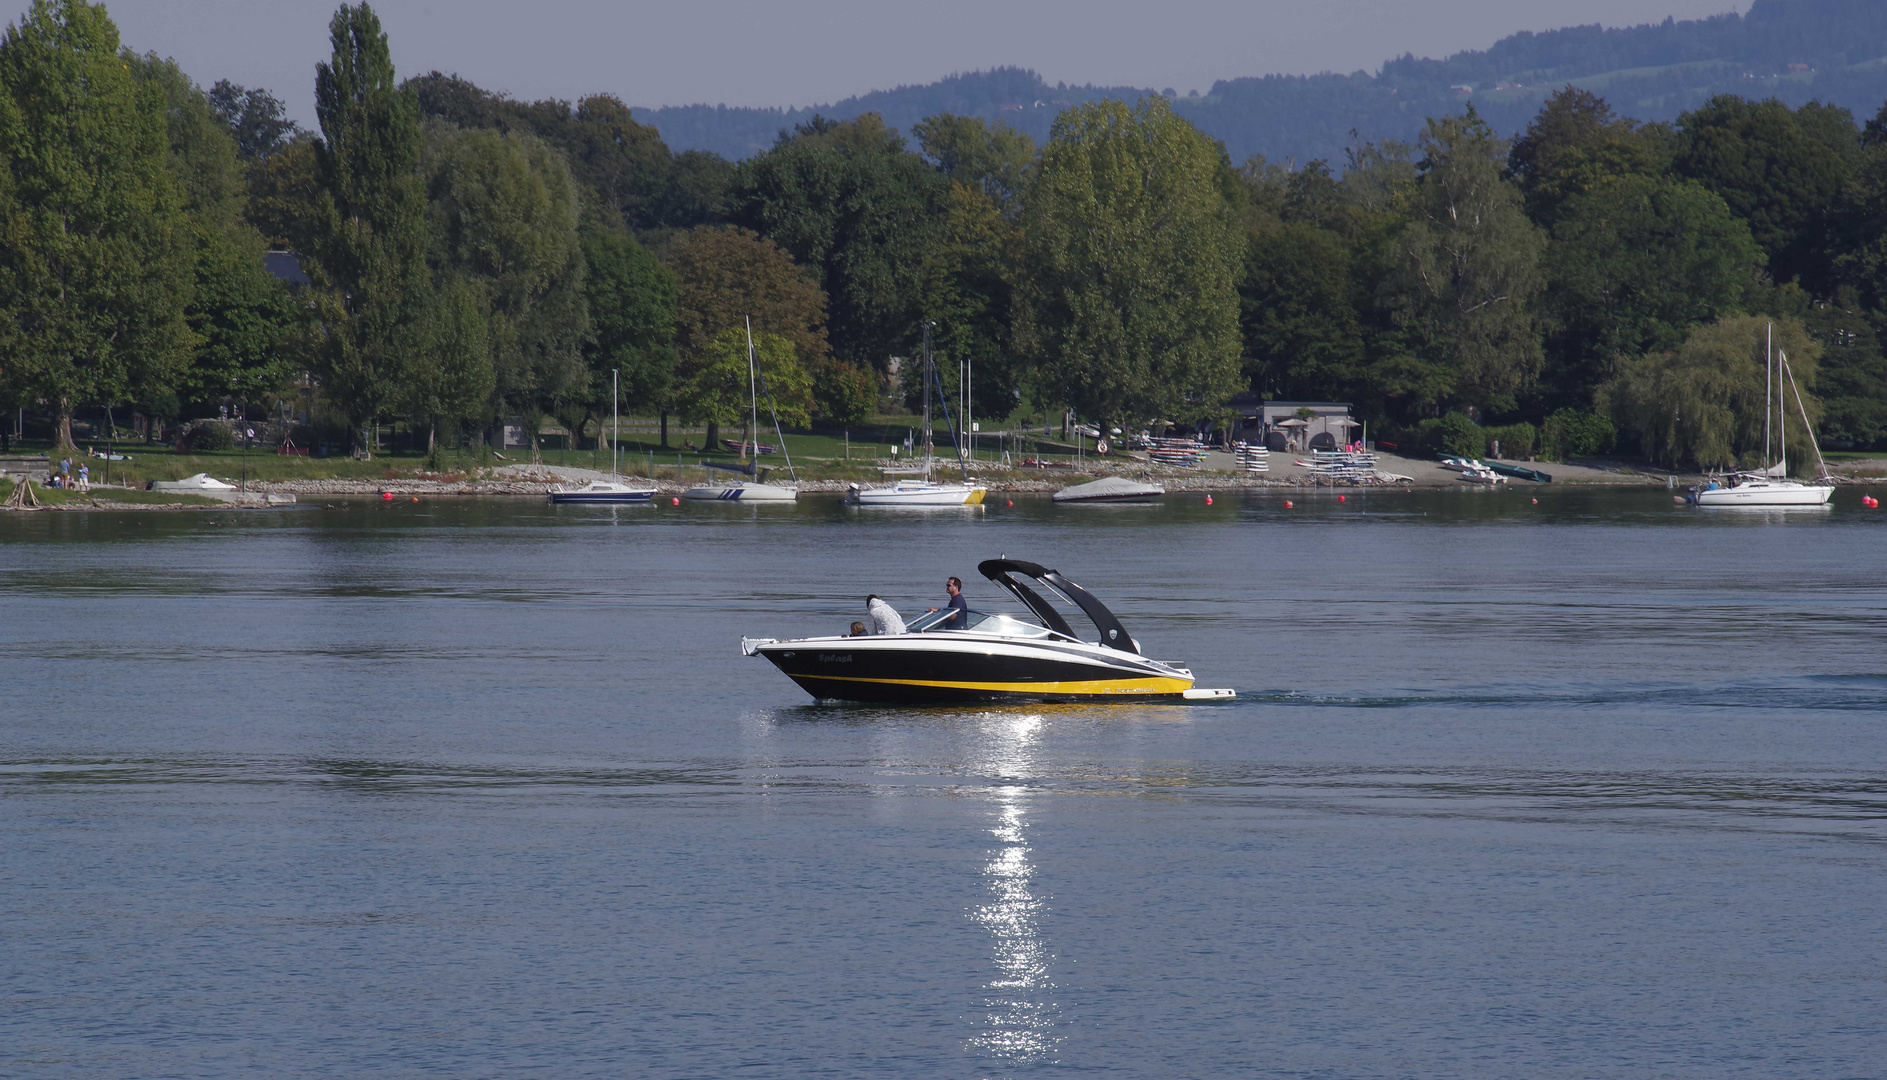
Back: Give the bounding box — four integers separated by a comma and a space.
1019, 96, 1242, 426
1383, 110, 1545, 415
309, 2, 430, 458
424, 125, 586, 460
1602, 315, 1820, 471
0, 0, 194, 452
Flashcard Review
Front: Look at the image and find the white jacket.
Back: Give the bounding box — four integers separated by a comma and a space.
867, 597, 906, 636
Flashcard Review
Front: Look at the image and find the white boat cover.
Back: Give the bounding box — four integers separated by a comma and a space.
149, 473, 235, 491
1053, 476, 1166, 502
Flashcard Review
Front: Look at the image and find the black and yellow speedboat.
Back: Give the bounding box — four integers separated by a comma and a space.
741, 559, 1234, 704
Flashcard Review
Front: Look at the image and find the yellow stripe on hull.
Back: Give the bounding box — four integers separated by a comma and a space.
796, 673, 1193, 696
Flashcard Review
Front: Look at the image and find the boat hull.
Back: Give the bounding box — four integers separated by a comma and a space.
751, 636, 1191, 703
848, 482, 987, 507
1694, 484, 1833, 506
680, 483, 797, 502
549, 490, 654, 503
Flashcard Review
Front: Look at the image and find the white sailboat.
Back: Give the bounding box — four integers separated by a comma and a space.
549, 369, 657, 504
1693, 323, 1833, 507
847, 323, 986, 507
682, 317, 798, 502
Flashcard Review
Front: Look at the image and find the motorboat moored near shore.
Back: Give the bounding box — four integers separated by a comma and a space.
741, 558, 1233, 703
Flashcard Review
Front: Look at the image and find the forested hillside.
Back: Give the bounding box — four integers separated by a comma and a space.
638, 0, 1887, 164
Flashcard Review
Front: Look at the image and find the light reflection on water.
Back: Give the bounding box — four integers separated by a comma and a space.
967, 713, 1062, 1064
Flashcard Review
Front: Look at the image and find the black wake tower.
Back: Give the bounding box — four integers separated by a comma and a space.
977, 559, 1140, 655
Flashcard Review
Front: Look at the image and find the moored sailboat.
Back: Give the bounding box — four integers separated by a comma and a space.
682, 317, 799, 502
847, 323, 985, 507
1691, 324, 1833, 507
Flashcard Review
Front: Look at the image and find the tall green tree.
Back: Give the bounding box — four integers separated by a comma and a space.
732, 113, 949, 371
661, 224, 837, 441
1383, 110, 1545, 416
1542, 174, 1764, 410
1803, 294, 1887, 449
1674, 95, 1854, 294
673, 327, 812, 457
1602, 315, 1821, 471
580, 231, 677, 444
1018, 96, 1241, 426
1241, 218, 1367, 401
913, 113, 1035, 216
131, 53, 305, 417
918, 180, 1022, 423
1507, 88, 1669, 228
423, 124, 587, 459
0, 0, 194, 452
309, 2, 430, 458
398, 274, 492, 464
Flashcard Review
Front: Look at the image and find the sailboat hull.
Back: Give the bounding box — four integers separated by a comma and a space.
680, 483, 797, 502
847, 480, 987, 506
1694, 483, 1833, 506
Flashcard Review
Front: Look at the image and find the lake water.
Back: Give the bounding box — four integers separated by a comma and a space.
3, 489, 1884, 1079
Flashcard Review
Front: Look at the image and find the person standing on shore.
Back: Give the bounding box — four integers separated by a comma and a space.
77, 464, 90, 492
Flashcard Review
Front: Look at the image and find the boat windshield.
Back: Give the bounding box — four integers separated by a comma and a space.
905, 609, 1058, 638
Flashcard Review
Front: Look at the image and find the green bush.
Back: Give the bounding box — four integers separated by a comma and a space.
1483, 422, 1537, 459
187, 422, 234, 452
1540, 409, 1617, 460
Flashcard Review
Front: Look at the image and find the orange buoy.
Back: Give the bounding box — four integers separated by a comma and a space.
410, 496, 418, 503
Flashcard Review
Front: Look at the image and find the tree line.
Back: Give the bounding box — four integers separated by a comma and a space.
4, 0, 1887, 472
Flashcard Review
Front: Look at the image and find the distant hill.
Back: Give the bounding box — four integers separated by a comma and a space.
634, 0, 1887, 164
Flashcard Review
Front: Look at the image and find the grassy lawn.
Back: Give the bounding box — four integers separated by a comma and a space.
1, 478, 223, 506
2, 409, 1103, 485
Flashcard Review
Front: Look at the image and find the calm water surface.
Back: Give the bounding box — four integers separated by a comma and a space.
2, 489, 1884, 1078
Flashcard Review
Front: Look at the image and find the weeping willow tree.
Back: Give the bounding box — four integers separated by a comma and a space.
1602, 315, 1822, 472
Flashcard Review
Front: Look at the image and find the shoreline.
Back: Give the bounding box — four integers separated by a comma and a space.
6, 450, 1882, 511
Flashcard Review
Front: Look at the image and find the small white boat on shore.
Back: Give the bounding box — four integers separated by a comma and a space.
1457, 464, 1505, 485
1052, 476, 1166, 503
149, 473, 235, 492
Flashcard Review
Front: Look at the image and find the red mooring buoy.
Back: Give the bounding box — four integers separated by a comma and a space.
1337, 495, 1345, 502
1204, 495, 1213, 505
381, 491, 393, 501
1283, 500, 1294, 509
671, 497, 680, 505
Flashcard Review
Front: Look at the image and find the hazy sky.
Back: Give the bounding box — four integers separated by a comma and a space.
101, 0, 1744, 124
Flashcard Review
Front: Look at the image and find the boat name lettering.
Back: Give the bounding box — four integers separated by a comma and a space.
818, 654, 854, 663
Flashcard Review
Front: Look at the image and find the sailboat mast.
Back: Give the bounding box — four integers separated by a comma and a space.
1765, 322, 1774, 473
922, 322, 933, 482
612, 367, 620, 478
746, 316, 758, 465
1779, 349, 1788, 477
